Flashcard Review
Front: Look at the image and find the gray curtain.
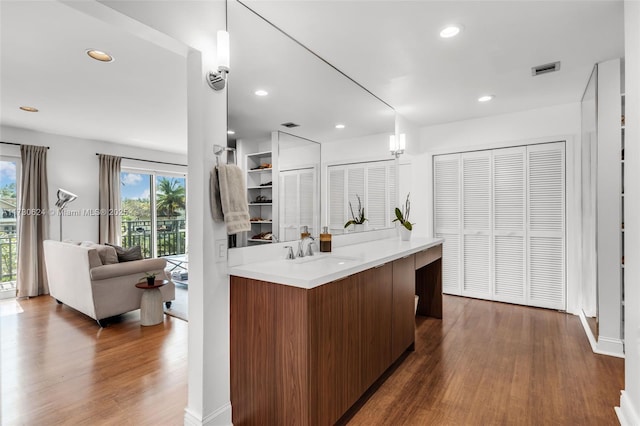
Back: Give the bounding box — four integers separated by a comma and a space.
98, 154, 122, 245
17, 145, 49, 297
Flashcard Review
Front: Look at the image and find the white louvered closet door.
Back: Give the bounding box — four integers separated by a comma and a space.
527, 142, 565, 310
280, 171, 299, 242
434, 154, 461, 295
299, 170, 316, 235
462, 151, 492, 298
493, 147, 527, 304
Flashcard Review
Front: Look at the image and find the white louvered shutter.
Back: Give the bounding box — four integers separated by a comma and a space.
347, 167, 365, 223
462, 152, 492, 298
299, 170, 315, 235
388, 163, 397, 225
527, 143, 565, 310
493, 147, 526, 304
434, 154, 461, 295
367, 165, 387, 229
329, 167, 345, 232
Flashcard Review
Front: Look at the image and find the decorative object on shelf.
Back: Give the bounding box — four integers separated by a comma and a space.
344, 194, 367, 229
254, 195, 272, 203
250, 163, 272, 170
259, 181, 272, 186
251, 231, 274, 241
394, 193, 414, 241
141, 272, 157, 286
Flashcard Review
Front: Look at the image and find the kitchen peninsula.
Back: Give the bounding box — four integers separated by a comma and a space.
229, 237, 443, 425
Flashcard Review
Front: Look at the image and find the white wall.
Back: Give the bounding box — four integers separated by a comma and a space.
0, 125, 187, 242
415, 102, 582, 314
619, 2, 640, 424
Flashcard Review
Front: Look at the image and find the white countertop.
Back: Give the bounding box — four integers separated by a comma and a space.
228, 237, 444, 289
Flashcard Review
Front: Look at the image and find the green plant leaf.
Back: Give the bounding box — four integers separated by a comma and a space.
404, 222, 413, 231
344, 220, 356, 228
395, 207, 403, 222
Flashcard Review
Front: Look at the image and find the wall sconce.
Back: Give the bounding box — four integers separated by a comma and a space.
390, 133, 406, 158
207, 30, 230, 91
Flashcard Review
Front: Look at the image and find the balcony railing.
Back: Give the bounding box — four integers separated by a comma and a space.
0, 223, 17, 283
122, 219, 186, 258
0, 220, 186, 283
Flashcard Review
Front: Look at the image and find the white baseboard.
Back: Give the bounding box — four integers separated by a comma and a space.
578, 311, 625, 358
597, 336, 625, 358
617, 391, 640, 426
184, 402, 233, 426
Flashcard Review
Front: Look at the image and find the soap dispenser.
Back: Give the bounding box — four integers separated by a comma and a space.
300, 225, 310, 240
320, 226, 332, 253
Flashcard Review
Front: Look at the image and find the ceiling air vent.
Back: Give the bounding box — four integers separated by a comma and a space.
531, 61, 561, 76
281, 122, 300, 128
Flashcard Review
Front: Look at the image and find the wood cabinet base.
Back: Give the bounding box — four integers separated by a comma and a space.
230, 244, 442, 425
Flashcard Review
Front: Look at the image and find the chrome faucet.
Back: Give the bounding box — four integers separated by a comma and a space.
284, 245, 295, 260
299, 235, 316, 257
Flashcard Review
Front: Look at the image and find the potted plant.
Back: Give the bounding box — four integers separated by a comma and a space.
393, 193, 414, 241
141, 272, 157, 286
344, 194, 367, 231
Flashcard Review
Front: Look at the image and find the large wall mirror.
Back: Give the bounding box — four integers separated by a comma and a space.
227, 0, 396, 248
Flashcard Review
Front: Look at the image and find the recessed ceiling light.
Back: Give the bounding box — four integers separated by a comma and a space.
335, 124, 346, 129
254, 90, 268, 96
478, 95, 494, 102
86, 49, 114, 62
19, 106, 38, 112
439, 25, 462, 38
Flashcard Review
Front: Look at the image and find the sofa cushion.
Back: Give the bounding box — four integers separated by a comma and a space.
106, 243, 143, 262
80, 241, 119, 265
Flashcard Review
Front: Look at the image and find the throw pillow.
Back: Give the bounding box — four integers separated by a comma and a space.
106, 243, 143, 262
80, 241, 119, 265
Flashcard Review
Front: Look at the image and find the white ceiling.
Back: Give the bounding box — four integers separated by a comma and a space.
243, 0, 624, 126
0, 1, 625, 154
0, 0, 187, 153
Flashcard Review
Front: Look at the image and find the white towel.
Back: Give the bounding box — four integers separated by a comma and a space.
216, 164, 251, 235
210, 168, 224, 222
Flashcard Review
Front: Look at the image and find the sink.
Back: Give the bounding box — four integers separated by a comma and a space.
292, 254, 361, 265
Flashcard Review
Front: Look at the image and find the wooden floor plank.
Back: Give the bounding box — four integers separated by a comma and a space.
0, 296, 187, 426
1, 293, 624, 425
345, 296, 624, 426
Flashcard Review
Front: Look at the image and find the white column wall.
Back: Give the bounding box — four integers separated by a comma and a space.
618, 2, 640, 424
71, 2, 232, 424
596, 59, 623, 356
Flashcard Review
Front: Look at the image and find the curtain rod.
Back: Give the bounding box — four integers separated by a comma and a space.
95, 153, 186, 167
1, 141, 50, 149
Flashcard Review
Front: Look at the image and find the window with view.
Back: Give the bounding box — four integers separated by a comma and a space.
120, 171, 187, 259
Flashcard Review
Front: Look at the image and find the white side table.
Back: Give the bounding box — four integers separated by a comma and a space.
135, 280, 167, 326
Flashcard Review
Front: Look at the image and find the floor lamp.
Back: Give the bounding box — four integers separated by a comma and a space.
55, 188, 78, 241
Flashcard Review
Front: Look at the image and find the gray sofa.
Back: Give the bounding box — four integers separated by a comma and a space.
43, 240, 175, 326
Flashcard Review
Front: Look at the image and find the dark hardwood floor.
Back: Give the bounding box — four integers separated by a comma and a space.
0, 296, 187, 425
345, 295, 624, 426
0, 294, 623, 425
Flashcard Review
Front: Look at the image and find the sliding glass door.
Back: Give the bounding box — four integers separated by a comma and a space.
0, 158, 19, 299
121, 171, 186, 259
